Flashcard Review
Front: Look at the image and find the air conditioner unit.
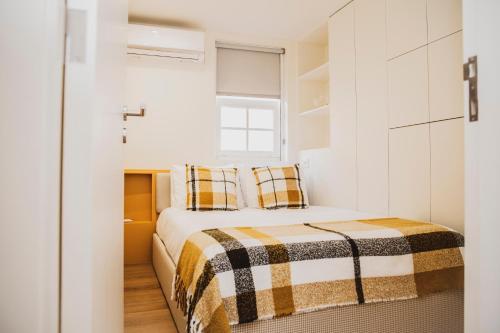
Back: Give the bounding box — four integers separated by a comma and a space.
127, 24, 205, 63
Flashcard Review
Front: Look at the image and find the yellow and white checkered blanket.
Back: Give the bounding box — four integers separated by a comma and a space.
174, 218, 464, 333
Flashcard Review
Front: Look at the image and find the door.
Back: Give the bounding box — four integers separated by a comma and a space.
463, 1, 500, 332
0, 1, 65, 331
61, 0, 127, 332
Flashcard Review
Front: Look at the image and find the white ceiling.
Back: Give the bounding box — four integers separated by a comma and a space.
128, 0, 349, 41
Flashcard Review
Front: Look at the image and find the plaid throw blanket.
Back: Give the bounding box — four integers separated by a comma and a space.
174, 218, 464, 333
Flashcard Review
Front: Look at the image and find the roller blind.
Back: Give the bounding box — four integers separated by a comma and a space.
216, 44, 283, 99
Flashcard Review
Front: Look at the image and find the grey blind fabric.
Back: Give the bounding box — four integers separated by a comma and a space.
216, 46, 282, 98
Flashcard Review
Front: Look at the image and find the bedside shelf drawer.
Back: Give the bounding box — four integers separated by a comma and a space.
124, 169, 169, 265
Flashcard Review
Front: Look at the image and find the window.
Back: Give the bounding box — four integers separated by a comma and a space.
217, 96, 281, 158
216, 42, 284, 160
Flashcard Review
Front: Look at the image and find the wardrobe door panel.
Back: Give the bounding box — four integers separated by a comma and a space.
386, 0, 427, 58
388, 47, 429, 128
355, 0, 388, 214
389, 124, 430, 221
329, 3, 357, 210
427, 0, 462, 42
431, 118, 464, 232
429, 32, 464, 121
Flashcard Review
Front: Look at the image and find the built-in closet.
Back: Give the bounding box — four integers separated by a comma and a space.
300, 0, 464, 232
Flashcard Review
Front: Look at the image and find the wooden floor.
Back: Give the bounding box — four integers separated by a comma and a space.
125, 264, 178, 333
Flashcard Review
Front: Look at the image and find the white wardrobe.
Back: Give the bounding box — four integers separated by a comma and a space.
301, 0, 464, 232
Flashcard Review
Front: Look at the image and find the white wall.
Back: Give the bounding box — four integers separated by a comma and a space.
124, 30, 299, 168
0, 0, 65, 332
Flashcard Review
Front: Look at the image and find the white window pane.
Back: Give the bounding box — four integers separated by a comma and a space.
221, 106, 246, 128
248, 130, 274, 151
221, 129, 246, 151
249, 108, 274, 129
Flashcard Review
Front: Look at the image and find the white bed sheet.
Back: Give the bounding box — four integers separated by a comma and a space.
156, 206, 383, 264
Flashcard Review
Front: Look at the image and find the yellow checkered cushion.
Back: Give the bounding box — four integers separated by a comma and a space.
186, 165, 239, 211
252, 164, 308, 209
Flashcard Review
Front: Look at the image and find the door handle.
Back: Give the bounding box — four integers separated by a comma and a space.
122, 105, 146, 143
122, 105, 146, 121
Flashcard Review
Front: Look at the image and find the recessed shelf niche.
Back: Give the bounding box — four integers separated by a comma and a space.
297, 23, 330, 150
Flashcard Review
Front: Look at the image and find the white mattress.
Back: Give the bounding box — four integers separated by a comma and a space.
156, 206, 383, 264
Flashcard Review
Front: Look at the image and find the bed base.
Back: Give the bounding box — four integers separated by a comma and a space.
152, 233, 463, 333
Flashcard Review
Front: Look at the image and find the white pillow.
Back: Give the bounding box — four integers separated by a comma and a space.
170, 164, 245, 209
170, 165, 185, 209
240, 163, 309, 209
239, 165, 259, 208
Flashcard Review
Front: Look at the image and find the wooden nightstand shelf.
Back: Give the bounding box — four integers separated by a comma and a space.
124, 169, 169, 264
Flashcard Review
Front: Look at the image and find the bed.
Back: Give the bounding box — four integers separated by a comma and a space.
152, 173, 464, 333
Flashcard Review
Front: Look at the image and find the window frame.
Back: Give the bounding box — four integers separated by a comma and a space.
216, 95, 282, 160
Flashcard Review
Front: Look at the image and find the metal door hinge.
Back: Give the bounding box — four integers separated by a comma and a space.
464, 56, 478, 122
